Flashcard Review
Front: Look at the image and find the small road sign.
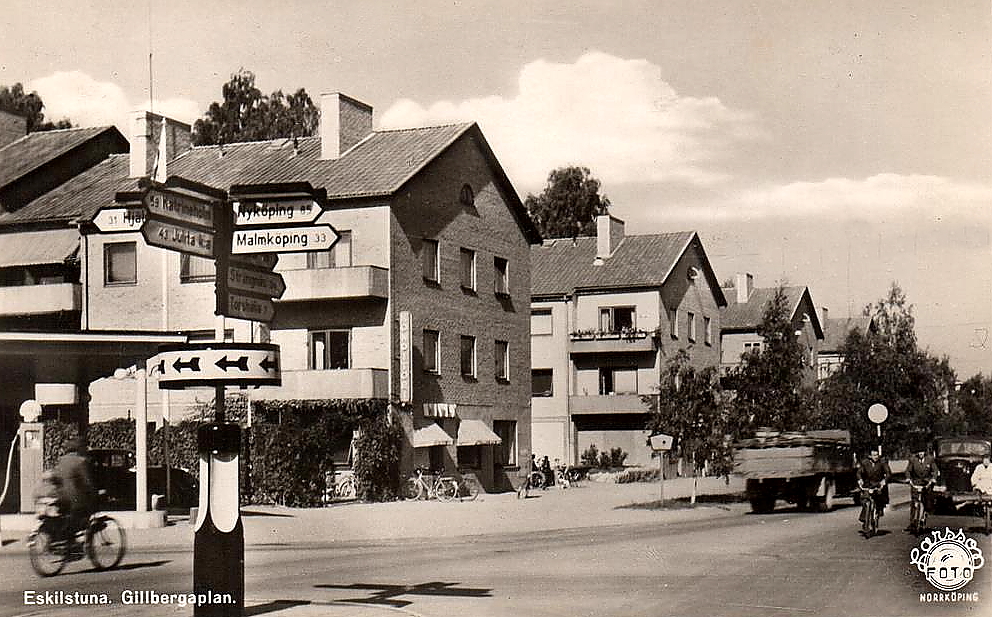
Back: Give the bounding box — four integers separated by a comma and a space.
232, 224, 338, 254
141, 218, 215, 258
227, 264, 286, 299
156, 343, 281, 389
144, 186, 217, 230
93, 207, 145, 233
230, 253, 278, 270
219, 291, 276, 323
233, 199, 322, 227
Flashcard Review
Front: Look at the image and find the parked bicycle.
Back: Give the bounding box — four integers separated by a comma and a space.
449, 476, 480, 502
405, 468, 457, 502
859, 487, 881, 538
516, 469, 546, 499
28, 494, 126, 577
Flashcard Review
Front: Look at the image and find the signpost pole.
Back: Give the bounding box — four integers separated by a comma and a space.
659, 452, 665, 504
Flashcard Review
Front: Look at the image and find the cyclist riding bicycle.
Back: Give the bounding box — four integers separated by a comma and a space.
52, 438, 97, 551
857, 449, 891, 523
906, 444, 938, 530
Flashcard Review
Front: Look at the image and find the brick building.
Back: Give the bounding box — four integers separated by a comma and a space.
530, 216, 726, 467
15, 93, 540, 492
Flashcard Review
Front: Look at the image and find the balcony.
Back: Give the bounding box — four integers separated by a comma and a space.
255, 368, 389, 401
569, 329, 657, 354
0, 283, 81, 315
278, 266, 389, 302
569, 394, 656, 415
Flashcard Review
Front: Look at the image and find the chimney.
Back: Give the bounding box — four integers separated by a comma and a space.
596, 215, 625, 260
735, 272, 754, 304
820, 306, 829, 327
320, 92, 373, 160
129, 111, 192, 179
0, 109, 26, 148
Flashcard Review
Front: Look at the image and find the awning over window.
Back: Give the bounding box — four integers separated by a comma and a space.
0, 229, 79, 267
412, 422, 453, 448
457, 419, 502, 446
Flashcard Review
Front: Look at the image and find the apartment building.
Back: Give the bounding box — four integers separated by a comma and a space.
1, 93, 540, 492
530, 216, 726, 467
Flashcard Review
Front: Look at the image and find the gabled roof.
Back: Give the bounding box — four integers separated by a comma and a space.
721, 285, 824, 338
531, 232, 727, 305
0, 122, 542, 243
0, 126, 121, 189
821, 315, 874, 353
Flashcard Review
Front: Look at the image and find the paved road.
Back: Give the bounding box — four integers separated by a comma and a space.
1, 496, 989, 616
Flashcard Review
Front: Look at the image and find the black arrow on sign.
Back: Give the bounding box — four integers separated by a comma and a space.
173, 357, 201, 372
216, 355, 249, 371
259, 356, 279, 372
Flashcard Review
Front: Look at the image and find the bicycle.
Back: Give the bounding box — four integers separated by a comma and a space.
908, 482, 931, 535
516, 469, 546, 499
859, 486, 881, 538
28, 496, 126, 577
449, 476, 480, 502
334, 472, 357, 500
404, 468, 457, 502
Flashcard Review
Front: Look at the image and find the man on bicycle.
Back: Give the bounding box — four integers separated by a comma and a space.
857, 449, 891, 522
906, 444, 938, 529
53, 438, 97, 549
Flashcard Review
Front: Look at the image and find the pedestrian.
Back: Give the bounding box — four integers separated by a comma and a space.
971, 455, 992, 495
541, 455, 553, 487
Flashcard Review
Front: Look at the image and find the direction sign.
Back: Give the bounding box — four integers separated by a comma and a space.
230, 253, 278, 270
156, 343, 280, 389
220, 291, 276, 322
144, 186, 217, 230
232, 224, 338, 254
93, 207, 145, 233
227, 264, 286, 299
141, 218, 215, 258
233, 200, 322, 227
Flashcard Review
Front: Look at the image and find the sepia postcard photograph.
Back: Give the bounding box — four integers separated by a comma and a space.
0, 1, 990, 616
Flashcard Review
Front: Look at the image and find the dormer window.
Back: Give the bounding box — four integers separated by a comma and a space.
459, 184, 475, 206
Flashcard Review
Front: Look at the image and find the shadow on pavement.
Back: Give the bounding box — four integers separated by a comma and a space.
1, 538, 17, 547
619, 492, 746, 511
246, 600, 311, 616
242, 510, 295, 518
315, 581, 492, 607
97, 559, 171, 572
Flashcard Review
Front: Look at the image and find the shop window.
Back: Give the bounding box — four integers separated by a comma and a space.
457, 445, 482, 469
493, 420, 517, 466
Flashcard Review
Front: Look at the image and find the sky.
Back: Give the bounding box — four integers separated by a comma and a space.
1, 1, 990, 377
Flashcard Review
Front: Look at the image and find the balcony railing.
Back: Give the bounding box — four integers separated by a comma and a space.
569, 329, 657, 354
254, 368, 389, 400
0, 283, 81, 315
278, 266, 389, 301
569, 394, 656, 415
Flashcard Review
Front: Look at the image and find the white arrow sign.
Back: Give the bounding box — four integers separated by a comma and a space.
156, 343, 280, 389
233, 200, 322, 227
93, 207, 145, 233
232, 224, 338, 254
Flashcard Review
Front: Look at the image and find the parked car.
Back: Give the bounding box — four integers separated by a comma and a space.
88, 448, 198, 510
932, 437, 992, 515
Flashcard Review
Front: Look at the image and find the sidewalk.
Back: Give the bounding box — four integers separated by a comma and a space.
3, 475, 746, 552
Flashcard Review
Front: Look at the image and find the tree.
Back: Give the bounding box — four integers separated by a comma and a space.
819, 283, 959, 455
192, 69, 319, 146
0, 83, 72, 132
644, 349, 730, 502
524, 166, 610, 239
728, 285, 816, 434
956, 374, 992, 437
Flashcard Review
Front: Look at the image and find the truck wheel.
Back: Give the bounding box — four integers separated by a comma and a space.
749, 489, 776, 514
816, 478, 835, 512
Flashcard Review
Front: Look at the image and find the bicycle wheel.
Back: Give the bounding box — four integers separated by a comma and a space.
28, 529, 66, 577
984, 504, 991, 535
87, 516, 126, 571
457, 478, 479, 501
528, 471, 545, 490
436, 479, 457, 502
861, 500, 873, 537
404, 478, 424, 500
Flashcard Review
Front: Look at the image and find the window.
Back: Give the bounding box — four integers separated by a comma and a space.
493, 420, 517, 466
307, 230, 352, 268
188, 329, 234, 343
460, 335, 476, 377
599, 306, 635, 332
457, 445, 482, 469
600, 367, 637, 395
460, 248, 476, 291
494, 257, 508, 295
704, 316, 712, 345
531, 309, 553, 336
670, 308, 679, 338
688, 312, 696, 342
422, 238, 440, 283
309, 330, 350, 369
104, 242, 136, 285
743, 341, 763, 355
459, 184, 475, 206
423, 329, 440, 373
180, 254, 215, 283
495, 340, 509, 381
532, 369, 553, 397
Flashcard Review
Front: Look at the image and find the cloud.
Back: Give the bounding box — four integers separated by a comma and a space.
379, 51, 760, 191
26, 70, 200, 138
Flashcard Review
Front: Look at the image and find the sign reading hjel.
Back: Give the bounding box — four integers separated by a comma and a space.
93, 207, 145, 233
156, 343, 280, 389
